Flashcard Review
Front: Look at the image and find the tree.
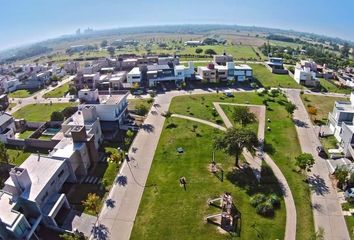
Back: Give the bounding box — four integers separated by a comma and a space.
204, 49, 217, 56
295, 153, 315, 173
135, 104, 148, 116
82, 193, 101, 219
50, 111, 64, 121
100, 40, 108, 48
195, 48, 203, 54
232, 106, 256, 126
214, 128, 258, 167
334, 165, 350, 189
0, 142, 9, 164
308, 106, 317, 120
125, 129, 134, 147
110, 151, 124, 165
341, 42, 350, 58
68, 86, 77, 95
107, 46, 115, 57
285, 102, 297, 117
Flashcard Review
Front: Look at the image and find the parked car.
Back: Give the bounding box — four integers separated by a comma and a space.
316, 146, 328, 158
345, 187, 354, 201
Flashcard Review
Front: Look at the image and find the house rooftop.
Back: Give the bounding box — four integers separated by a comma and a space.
128, 67, 141, 75
0, 191, 19, 227
5, 155, 65, 201
0, 113, 13, 127
147, 64, 171, 71
335, 101, 354, 112
98, 94, 127, 105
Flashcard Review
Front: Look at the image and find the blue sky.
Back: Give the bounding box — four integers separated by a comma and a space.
0, 0, 354, 50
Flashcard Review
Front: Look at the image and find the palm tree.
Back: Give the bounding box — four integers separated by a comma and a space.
214, 128, 258, 167
82, 193, 101, 221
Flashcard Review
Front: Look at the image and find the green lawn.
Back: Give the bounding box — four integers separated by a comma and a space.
18, 130, 35, 139
249, 64, 302, 89
345, 216, 354, 240
319, 78, 352, 94
7, 148, 31, 166
320, 135, 338, 153
133, 92, 315, 240
132, 118, 285, 240
8, 89, 41, 98
301, 94, 348, 125
13, 102, 77, 122
128, 98, 154, 111
43, 83, 70, 98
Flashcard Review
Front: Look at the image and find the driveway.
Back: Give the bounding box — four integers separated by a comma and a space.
286, 89, 350, 240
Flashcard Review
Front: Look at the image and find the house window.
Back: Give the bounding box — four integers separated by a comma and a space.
58, 169, 64, 178
50, 180, 55, 186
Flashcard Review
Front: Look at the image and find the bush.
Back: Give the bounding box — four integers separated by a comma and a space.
256, 201, 274, 216
250, 193, 267, 207
50, 111, 64, 121
136, 104, 148, 116
268, 194, 281, 208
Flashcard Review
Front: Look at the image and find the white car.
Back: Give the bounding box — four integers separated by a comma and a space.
344, 188, 354, 200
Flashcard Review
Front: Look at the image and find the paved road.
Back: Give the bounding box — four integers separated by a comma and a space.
286, 89, 350, 240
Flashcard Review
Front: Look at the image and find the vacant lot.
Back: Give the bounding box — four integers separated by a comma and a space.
301, 94, 347, 125
13, 102, 77, 122
8, 89, 41, 98
43, 83, 70, 98
319, 78, 352, 94
250, 64, 302, 89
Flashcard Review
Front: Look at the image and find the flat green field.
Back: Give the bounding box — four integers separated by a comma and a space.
43, 83, 70, 98
13, 102, 77, 122
250, 64, 302, 89
18, 130, 35, 139
133, 92, 314, 240
8, 89, 41, 98
345, 216, 354, 240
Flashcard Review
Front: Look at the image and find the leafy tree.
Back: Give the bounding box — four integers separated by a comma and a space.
110, 151, 124, 165
125, 129, 134, 147
214, 128, 258, 167
195, 48, 203, 54
136, 104, 148, 116
334, 165, 349, 189
50, 111, 64, 121
68, 86, 77, 95
0, 142, 10, 178
100, 40, 108, 48
107, 46, 115, 57
204, 49, 217, 56
295, 153, 315, 173
232, 106, 256, 126
82, 193, 101, 219
285, 102, 297, 117
341, 42, 350, 58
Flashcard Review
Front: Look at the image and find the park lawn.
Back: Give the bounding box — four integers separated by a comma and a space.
168, 92, 315, 240
319, 78, 352, 94
18, 130, 35, 139
345, 216, 354, 240
249, 64, 302, 89
301, 94, 348, 125
43, 83, 70, 98
132, 118, 286, 240
13, 102, 77, 122
8, 89, 40, 98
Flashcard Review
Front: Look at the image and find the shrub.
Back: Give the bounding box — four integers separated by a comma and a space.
256, 201, 274, 216
50, 111, 64, 121
136, 104, 148, 116
268, 194, 281, 208
250, 193, 267, 207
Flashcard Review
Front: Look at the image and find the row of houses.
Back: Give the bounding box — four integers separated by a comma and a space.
0, 91, 130, 239
0, 63, 66, 94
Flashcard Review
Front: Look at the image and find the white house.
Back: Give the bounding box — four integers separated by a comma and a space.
127, 67, 142, 84
294, 67, 319, 87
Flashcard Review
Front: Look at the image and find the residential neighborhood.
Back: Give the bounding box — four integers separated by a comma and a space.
2, 2, 354, 240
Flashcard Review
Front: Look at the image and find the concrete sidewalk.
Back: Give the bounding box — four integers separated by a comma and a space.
286, 89, 350, 240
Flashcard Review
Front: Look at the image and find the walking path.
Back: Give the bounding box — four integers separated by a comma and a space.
173, 102, 296, 240
286, 89, 350, 240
